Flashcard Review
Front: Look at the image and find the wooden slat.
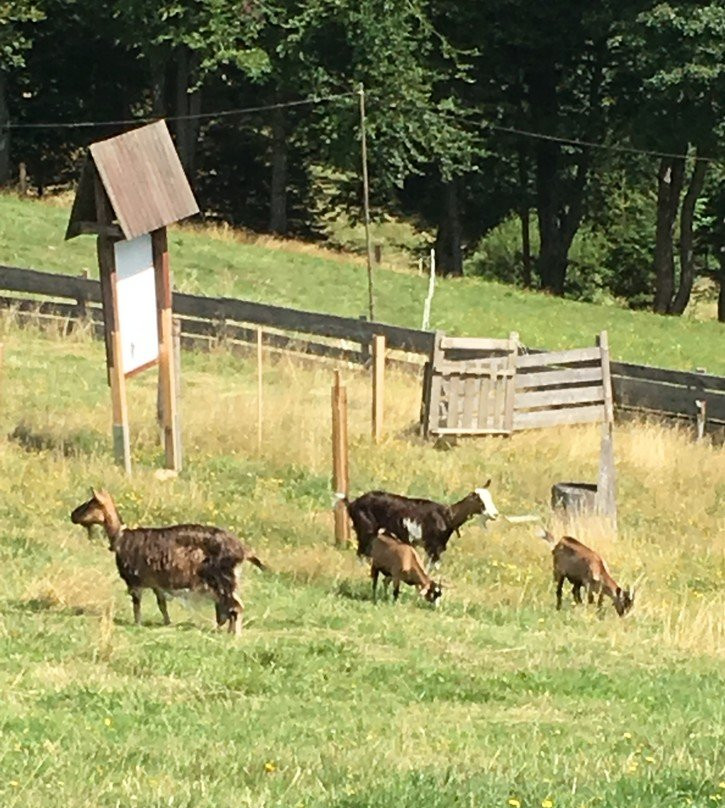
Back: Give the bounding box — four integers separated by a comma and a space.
432, 426, 514, 436
434, 359, 516, 376
461, 376, 478, 429
613, 377, 725, 424
516, 385, 605, 410
514, 404, 605, 430
516, 346, 602, 369
494, 363, 506, 428
515, 366, 602, 390
428, 376, 444, 433
611, 361, 725, 393
440, 336, 513, 351
446, 376, 462, 428
502, 346, 517, 433
478, 375, 491, 430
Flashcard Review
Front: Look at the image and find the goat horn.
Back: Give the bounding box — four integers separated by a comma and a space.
631, 573, 647, 591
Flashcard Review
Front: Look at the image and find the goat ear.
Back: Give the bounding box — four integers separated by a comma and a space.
90, 486, 99, 499
483, 478, 491, 488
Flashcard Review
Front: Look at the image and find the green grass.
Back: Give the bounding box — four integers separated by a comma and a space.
0, 317, 723, 808
1, 194, 723, 373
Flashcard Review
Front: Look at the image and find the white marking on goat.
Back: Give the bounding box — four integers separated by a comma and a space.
475, 486, 499, 521
403, 518, 423, 541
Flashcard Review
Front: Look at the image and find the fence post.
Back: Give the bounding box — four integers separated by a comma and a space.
372, 334, 385, 443
332, 370, 350, 545
18, 163, 27, 196
257, 327, 263, 453
596, 330, 617, 534
695, 399, 707, 442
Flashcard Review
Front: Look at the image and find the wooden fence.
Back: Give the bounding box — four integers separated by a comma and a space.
0, 263, 723, 434
0, 264, 434, 368
514, 336, 612, 431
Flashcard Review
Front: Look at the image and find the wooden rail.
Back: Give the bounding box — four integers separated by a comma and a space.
1, 263, 723, 431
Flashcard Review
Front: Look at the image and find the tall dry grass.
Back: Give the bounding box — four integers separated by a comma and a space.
1, 316, 723, 657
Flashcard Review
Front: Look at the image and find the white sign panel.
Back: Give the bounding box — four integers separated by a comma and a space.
113, 234, 159, 375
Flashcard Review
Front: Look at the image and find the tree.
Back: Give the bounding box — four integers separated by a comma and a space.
613, 2, 725, 314
0, 0, 44, 184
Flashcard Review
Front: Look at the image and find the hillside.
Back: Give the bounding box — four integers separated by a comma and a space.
0, 194, 723, 374
0, 318, 723, 808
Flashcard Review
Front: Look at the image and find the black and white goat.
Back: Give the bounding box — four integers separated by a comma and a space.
70, 488, 265, 634
339, 481, 499, 567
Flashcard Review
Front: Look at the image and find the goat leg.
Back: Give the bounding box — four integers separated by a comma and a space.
129, 588, 143, 625
555, 576, 565, 610
572, 583, 583, 605
371, 567, 380, 603
153, 588, 171, 625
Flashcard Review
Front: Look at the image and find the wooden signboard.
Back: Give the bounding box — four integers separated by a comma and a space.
66, 121, 199, 475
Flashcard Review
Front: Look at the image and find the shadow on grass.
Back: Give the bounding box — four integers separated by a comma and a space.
5, 597, 87, 616
9, 421, 105, 457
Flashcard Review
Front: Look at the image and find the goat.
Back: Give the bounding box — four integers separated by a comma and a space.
369, 531, 443, 605
70, 488, 265, 634
340, 480, 498, 567
538, 529, 636, 617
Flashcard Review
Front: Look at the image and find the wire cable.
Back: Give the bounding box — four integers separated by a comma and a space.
3, 90, 357, 131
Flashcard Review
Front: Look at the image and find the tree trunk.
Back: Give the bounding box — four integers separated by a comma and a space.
0, 72, 10, 186
670, 156, 707, 315
434, 178, 463, 276
269, 105, 288, 235
652, 155, 685, 314
150, 52, 167, 118
535, 139, 568, 294
174, 48, 201, 180
518, 146, 532, 287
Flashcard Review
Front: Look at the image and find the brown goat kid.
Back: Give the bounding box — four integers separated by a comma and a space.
70, 488, 265, 634
539, 529, 635, 617
369, 531, 443, 605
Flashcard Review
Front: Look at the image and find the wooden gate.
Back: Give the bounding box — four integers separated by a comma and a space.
422, 332, 519, 436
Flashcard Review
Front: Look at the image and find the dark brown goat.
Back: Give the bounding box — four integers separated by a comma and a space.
340, 481, 499, 567
539, 529, 636, 617
70, 488, 265, 633
369, 531, 443, 605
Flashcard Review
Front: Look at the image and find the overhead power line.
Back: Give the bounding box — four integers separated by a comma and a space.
3, 90, 357, 131
487, 123, 721, 164
4, 87, 722, 164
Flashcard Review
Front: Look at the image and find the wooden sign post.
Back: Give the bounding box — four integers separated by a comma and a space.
332, 370, 350, 545
65, 121, 198, 475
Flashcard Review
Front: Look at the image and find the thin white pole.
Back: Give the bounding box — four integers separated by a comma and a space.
422, 248, 436, 331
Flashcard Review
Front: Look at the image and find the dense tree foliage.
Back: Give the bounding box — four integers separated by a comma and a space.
0, 0, 723, 318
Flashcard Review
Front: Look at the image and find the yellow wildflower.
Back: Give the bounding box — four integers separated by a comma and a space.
623, 732, 632, 739
264, 761, 277, 773
10, 781, 19, 788
103, 717, 112, 727
508, 800, 521, 808
542, 800, 554, 808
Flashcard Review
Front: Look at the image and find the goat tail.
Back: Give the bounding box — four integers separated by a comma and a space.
536, 527, 557, 547
332, 491, 349, 509
246, 552, 267, 572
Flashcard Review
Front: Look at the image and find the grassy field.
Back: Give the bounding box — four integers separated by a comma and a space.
0, 314, 723, 808
1, 194, 723, 374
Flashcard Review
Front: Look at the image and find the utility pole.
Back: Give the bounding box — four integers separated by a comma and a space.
359, 83, 375, 321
